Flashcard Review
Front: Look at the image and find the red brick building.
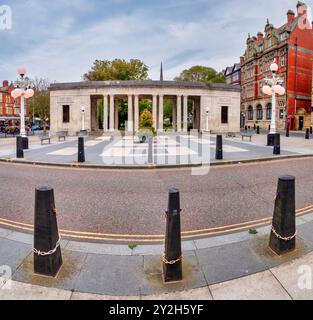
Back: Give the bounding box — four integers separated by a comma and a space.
0, 80, 26, 118
241, 1, 313, 130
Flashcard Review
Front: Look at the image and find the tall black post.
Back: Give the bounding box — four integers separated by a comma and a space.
273, 133, 280, 155
310, 127, 313, 135
22, 137, 29, 150
78, 137, 85, 163
269, 176, 296, 255
244, 126, 248, 131
215, 135, 223, 160
286, 126, 290, 137
256, 126, 260, 134
163, 188, 183, 283
16, 136, 24, 159
34, 187, 63, 277
254, 124, 256, 130
305, 128, 310, 140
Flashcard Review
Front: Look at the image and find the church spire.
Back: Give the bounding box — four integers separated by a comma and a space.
160, 62, 164, 81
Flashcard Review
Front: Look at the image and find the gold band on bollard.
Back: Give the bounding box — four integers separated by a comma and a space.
162, 253, 183, 265
271, 226, 297, 241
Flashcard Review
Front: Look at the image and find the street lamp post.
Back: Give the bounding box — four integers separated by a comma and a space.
11, 68, 34, 150
81, 106, 85, 131
262, 60, 286, 146
205, 107, 209, 132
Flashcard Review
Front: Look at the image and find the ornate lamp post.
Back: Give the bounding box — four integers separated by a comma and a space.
205, 107, 209, 132
262, 60, 286, 146
11, 68, 34, 149
81, 106, 85, 131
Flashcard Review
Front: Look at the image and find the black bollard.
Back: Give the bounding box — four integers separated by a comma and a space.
273, 133, 280, 155
268, 125, 271, 131
215, 135, 223, 160
254, 124, 256, 130
286, 127, 290, 137
22, 137, 29, 150
34, 187, 63, 277
310, 127, 313, 135
305, 128, 310, 140
244, 126, 248, 131
269, 176, 296, 255
257, 126, 260, 134
163, 188, 183, 283
16, 136, 24, 159
78, 137, 85, 163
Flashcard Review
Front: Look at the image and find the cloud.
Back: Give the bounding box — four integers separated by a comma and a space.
0, 0, 305, 82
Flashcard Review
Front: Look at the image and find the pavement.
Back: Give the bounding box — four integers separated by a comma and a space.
1, 213, 313, 300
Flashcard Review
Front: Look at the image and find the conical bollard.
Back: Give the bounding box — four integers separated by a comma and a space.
286, 127, 290, 137
215, 135, 223, 160
16, 136, 24, 159
163, 188, 183, 283
256, 126, 260, 134
34, 187, 63, 277
269, 176, 296, 255
305, 129, 310, 140
310, 127, 313, 135
78, 137, 85, 163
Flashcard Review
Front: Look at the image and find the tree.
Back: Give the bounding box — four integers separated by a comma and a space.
27, 78, 50, 132
83, 59, 149, 81
175, 66, 226, 84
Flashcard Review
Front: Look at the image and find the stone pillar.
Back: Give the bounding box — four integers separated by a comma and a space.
103, 95, 108, 132
183, 95, 188, 132
159, 95, 164, 132
128, 95, 133, 132
153, 95, 158, 130
109, 95, 115, 131
115, 100, 119, 131
134, 95, 139, 132
177, 95, 182, 132
172, 100, 177, 132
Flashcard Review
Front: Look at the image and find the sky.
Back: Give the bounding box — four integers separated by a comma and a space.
0, 0, 310, 83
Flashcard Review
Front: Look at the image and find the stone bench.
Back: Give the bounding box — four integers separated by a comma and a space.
56, 131, 68, 141
241, 130, 254, 142
39, 135, 51, 145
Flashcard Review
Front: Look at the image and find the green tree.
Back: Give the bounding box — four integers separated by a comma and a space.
83, 59, 149, 81
27, 78, 50, 132
175, 66, 226, 84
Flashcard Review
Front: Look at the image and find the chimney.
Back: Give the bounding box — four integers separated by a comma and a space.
297, 1, 307, 16
287, 10, 295, 23
257, 32, 264, 41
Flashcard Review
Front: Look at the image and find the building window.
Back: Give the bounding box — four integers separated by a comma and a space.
280, 55, 286, 67
266, 104, 272, 120
280, 109, 284, 119
256, 105, 263, 120
221, 106, 228, 124
248, 106, 254, 120
63, 105, 70, 123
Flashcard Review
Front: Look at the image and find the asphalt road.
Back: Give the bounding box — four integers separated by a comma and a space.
1, 159, 313, 236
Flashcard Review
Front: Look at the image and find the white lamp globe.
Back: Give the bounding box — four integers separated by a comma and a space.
262, 85, 272, 96
11, 88, 22, 99
270, 62, 279, 73
18, 67, 27, 77
277, 86, 286, 96
24, 88, 34, 99
273, 85, 283, 94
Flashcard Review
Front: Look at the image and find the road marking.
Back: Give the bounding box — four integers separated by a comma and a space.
48, 148, 77, 156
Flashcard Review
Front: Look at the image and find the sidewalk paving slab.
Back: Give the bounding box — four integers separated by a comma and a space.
210, 270, 291, 300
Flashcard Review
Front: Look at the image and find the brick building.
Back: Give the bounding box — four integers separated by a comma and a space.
0, 80, 26, 118
224, 63, 241, 86
241, 1, 313, 130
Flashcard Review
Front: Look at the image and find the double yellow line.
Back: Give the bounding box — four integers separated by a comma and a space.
1, 205, 313, 243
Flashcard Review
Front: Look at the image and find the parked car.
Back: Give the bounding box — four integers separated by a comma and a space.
31, 124, 42, 131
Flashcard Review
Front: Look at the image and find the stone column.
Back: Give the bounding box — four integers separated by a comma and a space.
128, 95, 133, 132
134, 95, 139, 132
177, 95, 182, 132
103, 95, 108, 132
172, 100, 177, 132
115, 101, 119, 130
109, 95, 115, 131
153, 95, 158, 130
158, 95, 164, 132
183, 95, 188, 132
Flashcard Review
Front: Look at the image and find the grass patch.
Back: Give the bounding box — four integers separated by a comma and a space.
128, 244, 138, 250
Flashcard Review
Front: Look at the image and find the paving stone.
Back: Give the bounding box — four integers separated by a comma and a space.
270, 252, 313, 300
141, 251, 207, 296
142, 286, 212, 300
0, 280, 72, 300
0, 238, 31, 274
196, 241, 267, 285
298, 222, 313, 247
74, 254, 143, 296
6, 231, 33, 245
71, 292, 140, 300
0, 227, 13, 238
132, 245, 163, 256
12, 249, 87, 291
65, 241, 131, 256
210, 270, 291, 300
300, 212, 313, 222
